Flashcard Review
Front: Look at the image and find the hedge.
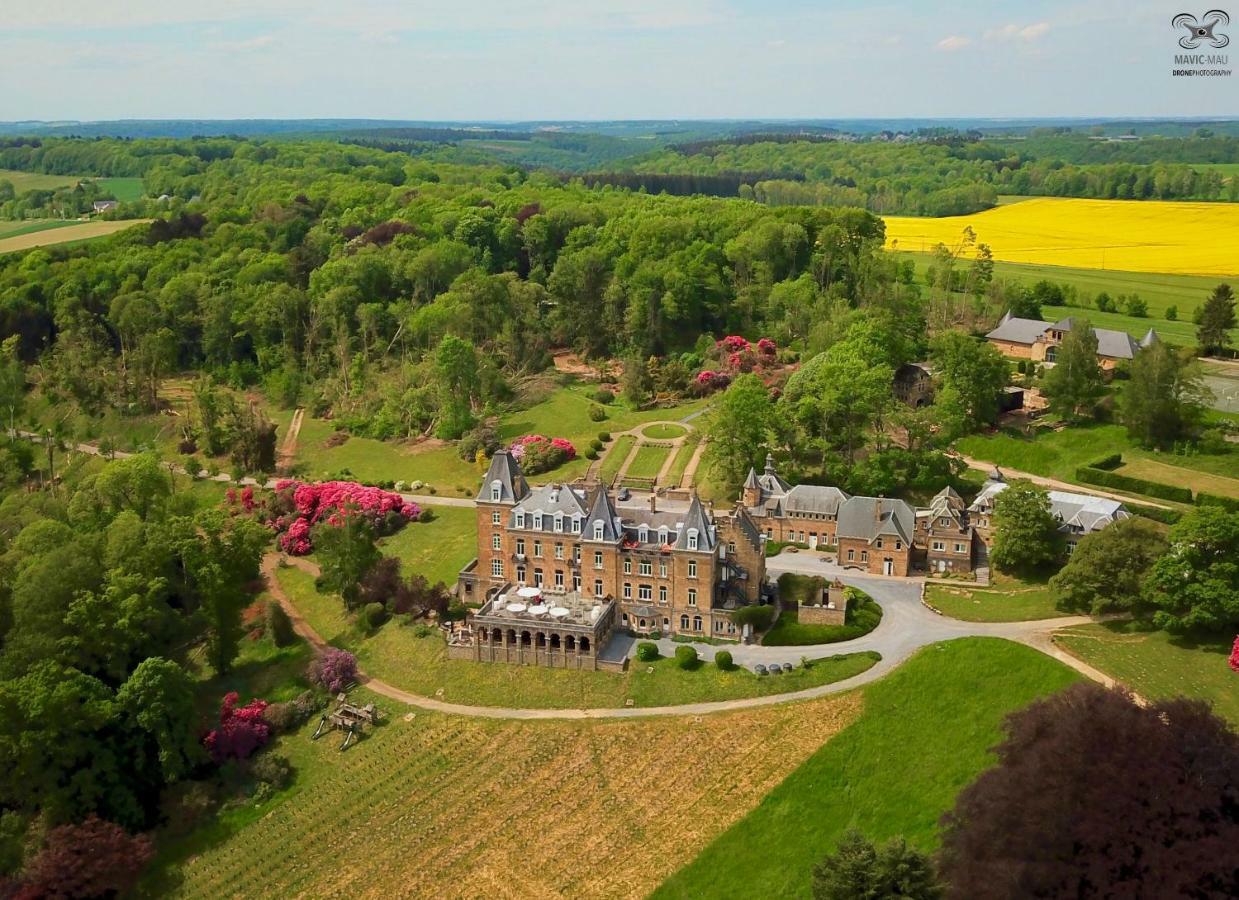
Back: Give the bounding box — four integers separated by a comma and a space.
1127, 503, 1183, 525
1086, 453, 1124, 471
1075, 466, 1194, 503
1196, 492, 1239, 513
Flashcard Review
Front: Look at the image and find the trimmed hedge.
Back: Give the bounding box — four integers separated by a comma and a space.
1087, 453, 1124, 471
1075, 466, 1194, 503
1127, 503, 1183, 525
1196, 491, 1239, 513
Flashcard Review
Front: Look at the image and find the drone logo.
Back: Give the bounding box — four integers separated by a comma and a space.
1172, 10, 1230, 49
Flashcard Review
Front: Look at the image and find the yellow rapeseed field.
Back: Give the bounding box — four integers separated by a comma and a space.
883, 198, 1239, 276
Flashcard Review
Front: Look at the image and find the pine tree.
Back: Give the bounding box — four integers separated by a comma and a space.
1197, 283, 1236, 356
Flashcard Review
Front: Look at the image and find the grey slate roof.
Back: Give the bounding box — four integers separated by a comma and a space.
673, 494, 718, 552
968, 482, 1129, 535
1139, 328, 1159, 349
987, 311, 1149, 360
785, 484, 850, 515
1093, 328, 1139, 360
836, 496, 915, 545
510, 484, 589, 530
582, 488, 621, 542
743, 468, 760, 491
986, 313, 1050, 345
477, 450, 529, 503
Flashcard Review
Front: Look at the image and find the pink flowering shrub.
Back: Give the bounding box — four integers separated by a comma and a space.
308, 648, 359, 693
1230, 635, 1239, 673
757, 337, 777, 355
719, 335, 750, 353
203, 692, 270, 763
508, 435, 576, 475
693, 370, 732, 395
265, 480, 420, 555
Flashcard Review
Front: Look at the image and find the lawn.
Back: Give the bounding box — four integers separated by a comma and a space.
599, 433, 636, 483
642, 422, 688, 440
763, 575, 884, 645
1054, 622, 1239, 726
286, 382, 708, 495
926, 572, 1063, 622
653, 638, 1081, 899
97, 176, 144, 201
625, 443, 673, 480
956, 421, 1234, 499
158, 686, 863, 898
376, 504, 475, 587
1116, 456, 1239, 500
665, 431, 700, 487
274, 566, 879, 708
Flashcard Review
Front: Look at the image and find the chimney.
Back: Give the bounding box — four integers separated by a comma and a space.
875, 496, 883, 523
648, 493, 656, 513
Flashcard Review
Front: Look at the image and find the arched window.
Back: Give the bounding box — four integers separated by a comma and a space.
693, 615, 702, 631
680, 614, 689, 629
658, 526, 668, 544
638, 525, 648, 543
490, 481, 502, 501
593, 522, 604, 540
687, 528, 699, 550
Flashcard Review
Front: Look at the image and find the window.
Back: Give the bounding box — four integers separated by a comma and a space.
593, 522, 604, 540
659, 585, 667, 604
639, 560, 652, 576
623, 583, 632, 599
688, 560, 697, 578
895, 541, 902, 550
638, 525, 648, 543
534, 568, 543, 586
554, 542, 564, 560
554, 514, 563, 533
659, 561, 667, 578
623, 559, 632, 575
876, 539, 883, 549
622, 613, 629, 626
687, 529, 699, 550
533, 513, 543, 530
658, 526, 668, 544
727, 541, 736, 554
1067, 542, 1076, 554
693, 615, 702, 631
491, 534, 502, 550
572, 515, 581, 533
516, 538, 526, 556
714, 620, 722, 632
638, 585, 652, 601
490, 483, 501, 501
491, 559, 503, 577
594, 579, 603, 596
515, 512, 525, 528
861, 551, 869, 562
554, 571, 564, 588
954, 543, 966, 554
573, 574, 581, 591
688, 589, 697, 607
662, 617, 669, 630
533, 540, 542, 558
847, 549, 855, 561
594, 551, 603, 569
680, 614, 689, 629
932, 540, 946, 552
492, 511, 501, 525
516, 565, 526, 583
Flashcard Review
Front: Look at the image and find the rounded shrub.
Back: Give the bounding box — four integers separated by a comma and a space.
590, 438, 604, 452
598, 431, 611, 442
266, 601, 296, 647
636, 641, 660, 662
674, 645, 698, 670
588, 404, 607, 422
363, 602, 388, 629
714, 650, 733, 671
592, 388, 615, 405
585, 449, 598, 460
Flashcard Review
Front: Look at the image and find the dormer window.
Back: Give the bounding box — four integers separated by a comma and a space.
490, 481, 502, 501
638, 525, 648, 543
515, 512, 525, 528
572, 515, 581, 533
687, 528, 699, 551
533, 512, 543, 530
553, 513, 563, 533
593, 522, 604, 541
658, 526, 668, 544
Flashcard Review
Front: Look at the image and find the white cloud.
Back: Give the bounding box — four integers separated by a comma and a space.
984, 22, 1051, 42
936, 35, 972, 51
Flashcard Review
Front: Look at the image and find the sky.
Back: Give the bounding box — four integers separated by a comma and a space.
1, 0, 1236, 121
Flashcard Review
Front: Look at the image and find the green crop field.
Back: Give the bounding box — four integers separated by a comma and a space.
1055, 622, 1239, 726
0, 219, 80, 238
0, 169, 80, 192
97, 176, 144, 201
653, 638, 1081, 899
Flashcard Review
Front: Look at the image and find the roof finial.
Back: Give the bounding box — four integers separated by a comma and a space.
763, 452, 776, 476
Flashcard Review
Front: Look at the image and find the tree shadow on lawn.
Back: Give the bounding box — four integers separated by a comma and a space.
1090, 618, 1232, 657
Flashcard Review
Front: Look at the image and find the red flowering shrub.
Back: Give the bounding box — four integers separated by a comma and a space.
719, 335, 750, 353
757, 337, 777, 355
1230, 635, 1239, 673
16, 816, 153, 900
308, 647, 359, 693
240, 485, 255, 511
509, 435, 576, 475
693, 370, 732, 394
203, 692, 271, 762
266, 480, 419, 555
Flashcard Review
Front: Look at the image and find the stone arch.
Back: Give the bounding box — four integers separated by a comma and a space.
579, 636, 591, 653
565, 635, 576, 652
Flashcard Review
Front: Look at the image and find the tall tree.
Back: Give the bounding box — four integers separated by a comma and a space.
1049, 518, 1168, 615
1197, 282, 1236, 356
705, 374, 775, 493
782, 338, 893, 465
315, 510, 381, 610
116, 657, 203, 783
433, 335, 479, 440
0, 336, 24, 437
1121, 342, 1212, 449
939, 684, 1239, 900
1040, 322, 1104, 420
989, 482, 1064, 574
1146, 505, 1239, 632
812, 831, 943, 900
929, 332, 1009, 432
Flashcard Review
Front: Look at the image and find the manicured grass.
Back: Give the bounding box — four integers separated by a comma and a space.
764, 575, 883, 645
1116, 456, 1239, 500
376, 505, 475, 587
665, 431, 700, 487
275, 566, 878, 708
653, 638, 1082, 899
599, 433, 636, 483
1055, 622, 1239, 726
97, 176, 144, 201
642, 422, 688, 440
926, 572, 1063, 622
625, 443, 673, 480
956, 421, 1233, 496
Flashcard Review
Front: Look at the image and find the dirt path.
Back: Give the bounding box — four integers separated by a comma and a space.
953, 453, 1172, 509
679, 438, 708, 489
277, 407, 304, 473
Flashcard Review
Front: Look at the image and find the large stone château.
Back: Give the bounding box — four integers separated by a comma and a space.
456, 450, 767, 661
